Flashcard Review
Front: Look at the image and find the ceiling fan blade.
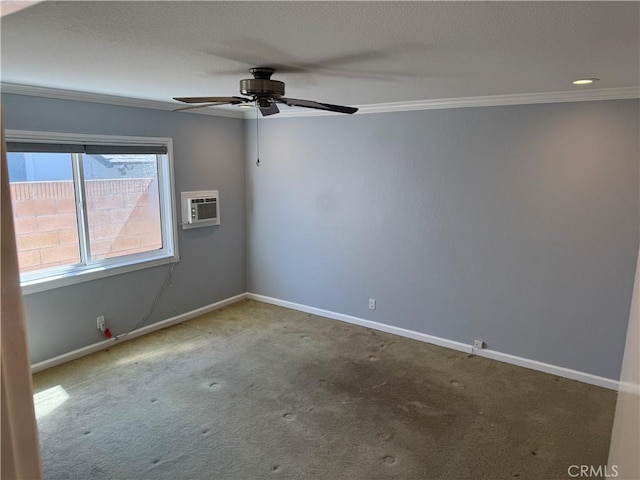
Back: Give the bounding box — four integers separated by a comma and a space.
278, 97, 358, 114
259, 102, 279, 116
173, 102, 233, 112
173, 96, 250, 104
207, 40, 311, 75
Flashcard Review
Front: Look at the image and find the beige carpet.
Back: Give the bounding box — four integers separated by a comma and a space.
33, 300, 615, 479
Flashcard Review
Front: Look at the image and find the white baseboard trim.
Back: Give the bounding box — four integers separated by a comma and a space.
473, 348, 618, 390
247, 293, 619, 391
31, 293, 247, 373
247, 293, 474, 354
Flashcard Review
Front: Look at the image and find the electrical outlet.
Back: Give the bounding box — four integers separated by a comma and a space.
369, 298, 376, 310
473, 339, 485, 349
97, 315, 105, 332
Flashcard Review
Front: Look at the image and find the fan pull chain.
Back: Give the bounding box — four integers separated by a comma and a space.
256, 103, 261, 167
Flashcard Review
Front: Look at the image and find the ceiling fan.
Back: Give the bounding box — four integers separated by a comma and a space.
173, 67, 358, 116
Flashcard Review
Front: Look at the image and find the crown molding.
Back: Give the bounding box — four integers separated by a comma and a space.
2, 83, 638, 120
249, 86, 640, 119
354, 87, 640, 116
0, 83, 245, 119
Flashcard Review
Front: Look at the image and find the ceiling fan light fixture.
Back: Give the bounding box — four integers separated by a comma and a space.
238, 103, 254, 109
572, 78, 600, 85
257, 97, 272, 108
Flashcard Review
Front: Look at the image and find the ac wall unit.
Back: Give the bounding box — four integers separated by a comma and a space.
181, 190, 220, 229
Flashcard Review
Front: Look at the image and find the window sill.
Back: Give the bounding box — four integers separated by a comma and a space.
21, 254, 179, 295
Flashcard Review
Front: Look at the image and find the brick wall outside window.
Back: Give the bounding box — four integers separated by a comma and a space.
10, 179, 162, 273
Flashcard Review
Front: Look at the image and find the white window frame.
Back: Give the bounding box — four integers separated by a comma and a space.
6, 130, 180, 295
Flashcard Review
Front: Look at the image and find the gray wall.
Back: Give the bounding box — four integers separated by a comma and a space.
246, 100, 639, 380
2, 94, 246, 364
3, 93, 637, 380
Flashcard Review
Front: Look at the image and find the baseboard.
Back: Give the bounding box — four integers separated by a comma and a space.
247, 293, 474, 354
30, 293, 247, 373
474, 348, 619, 390
247, 293, 619, 391
33, 291, 618, 390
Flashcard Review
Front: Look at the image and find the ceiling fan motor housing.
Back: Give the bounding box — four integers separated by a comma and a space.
240, 67, 285, 98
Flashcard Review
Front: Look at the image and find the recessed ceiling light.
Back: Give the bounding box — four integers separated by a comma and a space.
572, 78, 600, 85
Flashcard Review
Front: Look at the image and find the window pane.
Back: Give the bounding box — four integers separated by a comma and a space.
7, 153, 81, 273
83, 154, 163, 261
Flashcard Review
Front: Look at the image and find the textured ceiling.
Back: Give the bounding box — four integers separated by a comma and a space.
1, 1, 639, 110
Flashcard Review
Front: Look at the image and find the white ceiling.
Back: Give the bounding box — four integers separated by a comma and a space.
1, 1, 639, 113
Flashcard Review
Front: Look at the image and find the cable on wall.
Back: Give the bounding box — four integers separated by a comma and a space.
255, 103, 261, 167
117, 261, 177, 340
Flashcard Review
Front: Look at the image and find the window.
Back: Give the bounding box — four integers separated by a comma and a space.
6, 131, 178, 294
